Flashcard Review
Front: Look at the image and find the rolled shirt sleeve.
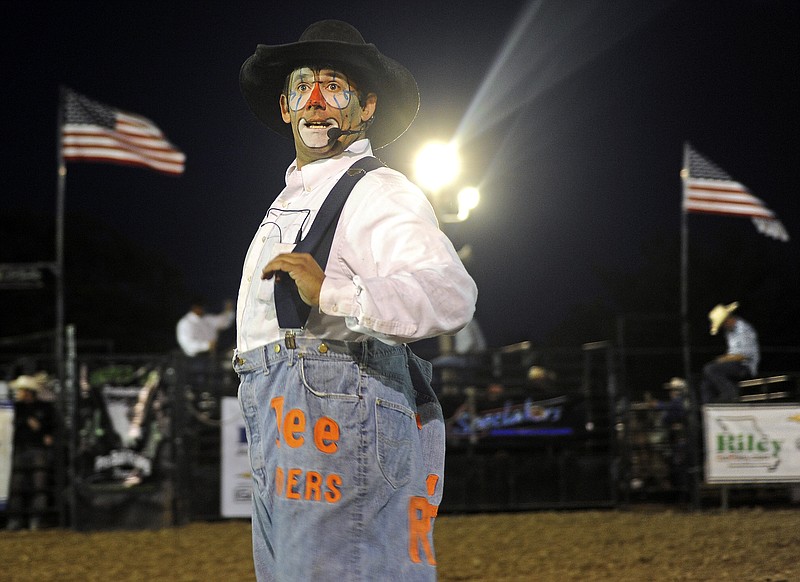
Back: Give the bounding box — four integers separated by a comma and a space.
207, 310, 235, 332
317, 168, 477, 344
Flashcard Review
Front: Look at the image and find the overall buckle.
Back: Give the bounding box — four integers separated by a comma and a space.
284, 330, 297, 350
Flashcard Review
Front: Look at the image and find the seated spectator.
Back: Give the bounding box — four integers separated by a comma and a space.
700, 302, 760, 404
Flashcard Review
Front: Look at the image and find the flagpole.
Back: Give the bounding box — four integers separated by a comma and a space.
680, 142, 702, 510
680, 142, 690, 384
55, 86, 69, 528
56, 87, 66, 389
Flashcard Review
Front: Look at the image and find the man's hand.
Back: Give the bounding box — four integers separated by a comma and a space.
262, 253, 325, 306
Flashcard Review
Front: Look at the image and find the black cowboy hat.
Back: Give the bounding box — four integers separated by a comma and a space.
240, 20, 419, 149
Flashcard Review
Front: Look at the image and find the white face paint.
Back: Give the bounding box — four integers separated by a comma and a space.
298, 117, 338, 148
281, 67, 377, 167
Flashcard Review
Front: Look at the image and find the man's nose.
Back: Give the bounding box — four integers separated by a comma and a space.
307, 82, 326, 108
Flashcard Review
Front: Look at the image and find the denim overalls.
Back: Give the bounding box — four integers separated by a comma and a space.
234, 336, 444, 581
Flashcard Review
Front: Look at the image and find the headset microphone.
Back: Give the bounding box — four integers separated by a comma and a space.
326, 127, 362, 142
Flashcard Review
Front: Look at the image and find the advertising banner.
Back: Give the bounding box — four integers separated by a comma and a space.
74, 368, 166, 486
442, 391, 588, 447
0, 400, 13, 510
704, 404, 800, 484
220, 397, 252, 518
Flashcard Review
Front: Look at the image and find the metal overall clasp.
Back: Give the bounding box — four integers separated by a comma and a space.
284, 330, 297, 350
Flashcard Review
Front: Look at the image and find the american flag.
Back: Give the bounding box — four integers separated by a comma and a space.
61, 88, 185, 175
683, 144, 788, 242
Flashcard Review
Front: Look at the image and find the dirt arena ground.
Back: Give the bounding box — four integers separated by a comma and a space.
2, 506, 799, 581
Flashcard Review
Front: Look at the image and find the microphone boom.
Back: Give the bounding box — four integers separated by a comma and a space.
327, 127, 361, 141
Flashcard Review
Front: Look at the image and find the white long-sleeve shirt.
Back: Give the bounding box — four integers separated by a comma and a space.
236, 139, 477, 352
725, 317, 760, 375
176, 310, 234, 357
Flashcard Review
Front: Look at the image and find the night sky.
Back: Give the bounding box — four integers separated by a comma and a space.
3, 0, 799, 348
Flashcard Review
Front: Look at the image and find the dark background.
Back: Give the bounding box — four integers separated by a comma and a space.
2, 1, 798, 370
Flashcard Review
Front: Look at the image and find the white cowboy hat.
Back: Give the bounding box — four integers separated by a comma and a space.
9, 372, 49, 392
663, 377, 687, 392
527, 366, 556, 382
708, 301, 739, 336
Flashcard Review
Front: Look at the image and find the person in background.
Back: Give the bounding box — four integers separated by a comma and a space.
176, 298, 234, 357
235, 20, 477, 581
700, 301, 760, 404
651, 377, 689, 492
432, 318, 487, 396
655, 377, 689, 427
6, 373, 56, 531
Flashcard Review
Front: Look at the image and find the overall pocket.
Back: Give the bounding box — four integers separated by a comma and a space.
375, 398, 416, 489
298, 355, 361, 401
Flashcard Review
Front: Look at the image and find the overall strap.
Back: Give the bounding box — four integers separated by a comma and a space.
274, 156, 385, 329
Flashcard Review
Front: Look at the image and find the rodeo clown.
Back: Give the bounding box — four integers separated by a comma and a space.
234, 20, 477, 581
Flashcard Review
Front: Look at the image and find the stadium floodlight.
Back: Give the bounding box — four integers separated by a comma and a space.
413, 141, 461, 194
456, 186, 480, 221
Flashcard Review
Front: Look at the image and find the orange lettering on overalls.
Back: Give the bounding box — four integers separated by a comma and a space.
270, 398, 341, 453
305, 471, 322, 501
286, 468, 302, 500
269, 399, 345, 505
425, 474, 439, 497
284, 409, 306, 448
314, 416, 340, 454
275, 466, 344, 504
270, 396, 285, 447
325, 474, 342, 503
408, 473, 440, 565
275, 466, 285, 497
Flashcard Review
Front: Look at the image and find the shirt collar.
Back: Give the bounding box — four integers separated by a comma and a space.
285, 139, 373, 192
